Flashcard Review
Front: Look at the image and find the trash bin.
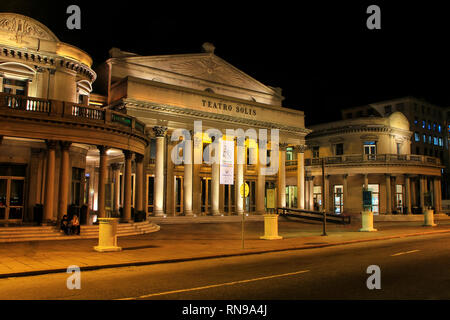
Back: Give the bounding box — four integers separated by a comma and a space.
94, 218, 121, 252
33, 204, 43, 225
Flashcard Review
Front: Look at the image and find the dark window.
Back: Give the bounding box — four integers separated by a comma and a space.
335, 143, 344, 155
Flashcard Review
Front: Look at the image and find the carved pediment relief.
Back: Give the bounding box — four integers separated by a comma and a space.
118, 54, 278, 96
0, 13, 59, 44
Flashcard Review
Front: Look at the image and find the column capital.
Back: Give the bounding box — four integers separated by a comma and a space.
153, 126, 168, 137
97, 145, 109, 155
123, 150, 134, 160
293, 145, 306, 153
135, 153, 144, 163
279, 143, 289, 151
111, 163, 122, 171
385, 173, 391, 178
343, 174, 348, 179
60, 141, 72, 151
46, 140, 58, 149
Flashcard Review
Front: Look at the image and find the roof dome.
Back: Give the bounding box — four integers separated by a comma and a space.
0, 12, 59, 43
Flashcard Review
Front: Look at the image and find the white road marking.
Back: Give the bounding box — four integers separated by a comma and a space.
391, 249, 420, 257
117, 269, 310, 300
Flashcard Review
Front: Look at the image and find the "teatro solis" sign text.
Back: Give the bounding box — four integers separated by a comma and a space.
202, 99, 257, 116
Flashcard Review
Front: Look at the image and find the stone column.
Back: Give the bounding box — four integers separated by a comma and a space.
193, 131, 202, 215
305, 177, 310, 210
256, 139, 266, 214
295, 145, 305, 209
97, 145, 109, 218
135, 154, 145, 214
58, 141, 72, 220
153, 126, 167, 216
278, 143, 288, 208
385, 174, 391, 215
111, 163, 122, 215
405, 174, 412, 214
343, 174, 348, 213
235, 138, 244, 215
183, 138, 194, 216
122, 150, 133, 222
433, 177, 441, 213
309, 176, 314, 210
43, 140, 57, 223
211, 159, 221, 216
420, 175, 426, 211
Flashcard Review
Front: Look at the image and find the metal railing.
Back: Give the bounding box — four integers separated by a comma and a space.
277, 207, 351, 224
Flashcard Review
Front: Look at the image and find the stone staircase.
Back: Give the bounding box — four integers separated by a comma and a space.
0, 221, 160, 243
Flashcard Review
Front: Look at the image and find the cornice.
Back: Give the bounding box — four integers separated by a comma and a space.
0, 44, 96, 81
122, 99, 312, 136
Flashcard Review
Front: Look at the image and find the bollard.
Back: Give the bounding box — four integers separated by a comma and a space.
260, 214, 283, 240
359, 211, 377, 232
423, 209, 437, 227
94, 218, 122, 252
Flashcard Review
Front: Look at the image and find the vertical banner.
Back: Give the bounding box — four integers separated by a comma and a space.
220, 139, 234, 185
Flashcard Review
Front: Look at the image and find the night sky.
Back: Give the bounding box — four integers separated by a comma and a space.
2, 1, 450, 125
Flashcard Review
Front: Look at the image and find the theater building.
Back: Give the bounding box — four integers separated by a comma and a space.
0, 13, 310, 225
299, 112, 443, 216
95, 44, 310, 217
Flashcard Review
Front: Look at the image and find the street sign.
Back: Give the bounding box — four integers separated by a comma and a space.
363, 190, 372, 206
240, 182, 249, 198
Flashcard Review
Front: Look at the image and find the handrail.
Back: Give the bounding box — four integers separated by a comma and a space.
277, 207, 351, 224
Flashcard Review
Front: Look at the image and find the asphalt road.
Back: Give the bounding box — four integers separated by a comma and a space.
1, 232, 450, 300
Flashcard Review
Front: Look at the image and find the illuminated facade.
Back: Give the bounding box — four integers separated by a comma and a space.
0, 13, 147, 224
0, 13, 310, 225
301, 112, 443, 216
95, 44, 310, 217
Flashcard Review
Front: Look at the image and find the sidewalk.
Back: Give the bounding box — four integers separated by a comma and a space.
1, 218, 450, 278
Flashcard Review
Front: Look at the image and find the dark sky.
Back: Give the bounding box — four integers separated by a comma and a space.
2, 1, 450, 125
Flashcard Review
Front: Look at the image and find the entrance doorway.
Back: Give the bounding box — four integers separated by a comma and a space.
0, 177, 25, 222
201, 177, 211, 214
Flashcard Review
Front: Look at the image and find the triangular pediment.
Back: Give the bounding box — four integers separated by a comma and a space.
115, 53, 279, 96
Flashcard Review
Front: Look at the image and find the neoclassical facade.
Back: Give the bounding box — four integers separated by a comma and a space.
0, 13, 147, 224
95, 44, 310, 217
298, 112, 443, 216
0, 13, 310, 225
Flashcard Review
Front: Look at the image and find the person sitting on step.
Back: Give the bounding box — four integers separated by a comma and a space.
71, 214, 80, 235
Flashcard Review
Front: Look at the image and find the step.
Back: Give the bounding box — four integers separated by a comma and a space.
0, 222, 160, 243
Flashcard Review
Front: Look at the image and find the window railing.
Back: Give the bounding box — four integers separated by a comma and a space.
304, 154, 441, 166
72, 104, 104, 120
0, 92, 51, 113
0, 92, 146, 138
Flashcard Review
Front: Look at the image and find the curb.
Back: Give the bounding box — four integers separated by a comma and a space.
2, 228, 450, 279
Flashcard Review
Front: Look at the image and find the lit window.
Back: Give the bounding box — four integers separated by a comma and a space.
423, 134, 426, 143
438, 125, 442, 133
427, 121, 431, 130
434, 137, 438, 145
439, 138, 443, 147
422, 121, 426, 129
429, 136, 432, 144
433, 123, 436, 131
414, 132, 420, 142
